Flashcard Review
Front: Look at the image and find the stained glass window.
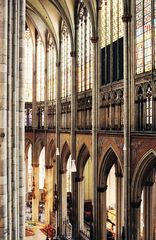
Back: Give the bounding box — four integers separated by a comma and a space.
77, 2, 93, 93
36, 35, 45, 102
101, 0, 123, 84
136, 0, 152, 74
61, 21, 71, 98
25, 28, 33, 102
101, 0, 123, 48
47, 36, 56, 101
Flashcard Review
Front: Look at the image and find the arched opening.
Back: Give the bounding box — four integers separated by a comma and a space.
76, 144, 92, 238
106, 165, 116, 239
98, 147, 123, 240
131, 151, 156, 240
25, 143, 33, 222
59, 143, 73, 238
38, 147, 46, 223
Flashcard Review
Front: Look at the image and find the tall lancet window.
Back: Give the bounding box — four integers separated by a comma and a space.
61, 21, 71, 98
47, 36, 56, 101
76, 1, 93, 93
101, 0, 124, 85
25, 28, 33, 102
36, 35, 45, 102
136, 0, 152, 74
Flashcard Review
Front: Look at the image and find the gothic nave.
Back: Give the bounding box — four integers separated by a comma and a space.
0, 0, 156, 239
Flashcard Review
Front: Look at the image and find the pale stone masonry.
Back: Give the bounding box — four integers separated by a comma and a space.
0, 1, 25, 239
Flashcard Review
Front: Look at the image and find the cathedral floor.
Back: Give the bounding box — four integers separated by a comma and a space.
25, 224, 46, 240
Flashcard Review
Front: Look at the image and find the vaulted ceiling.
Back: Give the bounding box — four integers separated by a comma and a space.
26, 0, 97, 53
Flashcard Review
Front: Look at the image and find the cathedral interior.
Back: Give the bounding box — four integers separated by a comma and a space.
0, 0, 156, 239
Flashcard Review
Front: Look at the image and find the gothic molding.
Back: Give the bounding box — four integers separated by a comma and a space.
56, 62, 60, 67
122, 14, 132, 22
97, 186, 107, 192
90, 36, 99, 43
45, 164, 53, 169
70, 51, 76, 57
59, 169, 67, 174
32, 163, 39, 167
75, 176, 84, 182
131, 200, 141, 208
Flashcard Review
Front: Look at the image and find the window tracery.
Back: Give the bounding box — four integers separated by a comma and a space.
36, 35, 45, 102
101, 0, 123, 85
25, 28, 33, 102
136, 0, 152, 74
47, 36, 56, 101
61, 21, 71, 98
77, 1, 93, 92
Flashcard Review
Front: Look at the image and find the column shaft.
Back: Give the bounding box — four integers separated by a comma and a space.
91, 37, 98, 240
123, 14, 131, 240
0, 1, 8, 239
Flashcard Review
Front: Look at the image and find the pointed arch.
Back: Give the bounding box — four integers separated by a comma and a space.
98, 146, 123, 189
25, 138, 33, 158
34, 137, 45, 163
60, 142, 71, 172
77, 143, 91, 178
131, 149, 156, 205
46, 139, 56, 166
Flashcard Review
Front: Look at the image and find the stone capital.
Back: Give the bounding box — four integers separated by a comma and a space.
75, 176, 84, 182
32, 163, 39, 167
122, 14, 132, 23
56, 62, 60, 67
70, 51, 76, 57
131, 200, 141, 208
45, 164, 53, 169
97, 185, 107, 192
59, 169, 67, 174
90, 36, 99, 43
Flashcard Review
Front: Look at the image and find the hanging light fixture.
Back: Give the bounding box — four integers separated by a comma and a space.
56, 147, 60, 156
71, 159, 77, 172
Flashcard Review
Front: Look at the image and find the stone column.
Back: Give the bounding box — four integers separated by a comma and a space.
45, 165, 53, 224
91, 35, 98, 240
77, 178, 84, 232
122, 9, 132, 240
12, 0, 19, 238
131, 203, 141, 240
7, 0, 12, 239
32, 163, 39, 223
97, 187, 107, 240
97, 0, 102, 129
56, 60, 61, 236
60, 171, 67, 235
19, 1, 26, 238
116, 175, 123, 240
44, 43, 48, 129
70, 50, 77, 239
0, 1, 8, 239
0, 1, 25, 239
143, 182, 153, 240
